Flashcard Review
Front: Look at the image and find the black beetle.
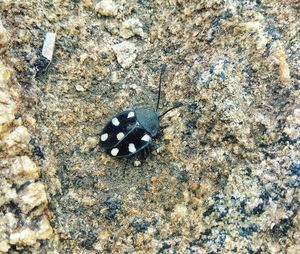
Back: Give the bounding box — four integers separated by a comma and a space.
100, 66, 182, 158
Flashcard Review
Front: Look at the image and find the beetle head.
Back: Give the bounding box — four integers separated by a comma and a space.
135, 108, 159, 137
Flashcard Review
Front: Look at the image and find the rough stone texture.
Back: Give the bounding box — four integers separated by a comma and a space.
15, 182, 48, 214
120, 18, 144, 39
111, 41, 138, 69
0, 0, 299, 253
10, 156, 40, 185
0, 13, 53, 252
0, 62, 15, 134
0, 20, 8, 47
9, 216, 53, 246
95, 0, 118, 17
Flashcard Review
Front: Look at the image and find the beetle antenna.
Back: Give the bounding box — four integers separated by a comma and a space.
159, 102, 183, 119
156, 64, 166, 112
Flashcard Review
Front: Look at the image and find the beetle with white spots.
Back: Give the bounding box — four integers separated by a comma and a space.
100, 65, 182, 158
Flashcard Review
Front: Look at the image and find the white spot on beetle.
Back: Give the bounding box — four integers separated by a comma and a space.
141, 134, 151, 142
101, 133, 108, 141
111, 148, 119, 156
128, 143, 136, 153
117, 132, 125, 140
127, 111, 135, 118
112, 117, 120, 126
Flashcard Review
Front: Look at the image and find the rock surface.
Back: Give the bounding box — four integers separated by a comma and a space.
111, 41, 137, 69
0, 0, 299, 253
95, 0, 118, 17
0, 18, 53, 252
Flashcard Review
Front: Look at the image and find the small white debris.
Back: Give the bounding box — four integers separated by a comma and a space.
112, 117, 120, 126
4, 212, 17, 229
75, 84, 85, 92
95, 0, 118, 17
120, 18, 144, 39
101, 133, 108, 141
133, 160, 141, 167
111, 41, 137, 69
128, 143, 136, 153
111, 148, 119, 156
81, 136, 99, 152
42, 32, 56, 61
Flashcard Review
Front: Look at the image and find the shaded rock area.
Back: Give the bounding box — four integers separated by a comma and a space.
0, 0, 299, 253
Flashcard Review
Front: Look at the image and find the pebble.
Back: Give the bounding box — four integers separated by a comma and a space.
9, 228, 36, 246
95, 0, 118, 17
0, 240, 10, 252
134, 160, 141, 167
35, 216, 54, 240
9, 217, 53, 246
15, 182, 48, 214
0, 181, 17, 207
75, 84, 85, 92
2, 126, 30, 155
11, 156, 40, 185
4, 212, 17, 230
120, 18, 144, 39
111, 41, 137, 69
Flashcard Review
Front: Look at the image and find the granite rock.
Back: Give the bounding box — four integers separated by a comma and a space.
15, 182, 48, 214
10, 156, 40, 186
95, 0, 118, 17
120, 18, 144, 39
111, 41, 137, 69
0, 0, 299, 253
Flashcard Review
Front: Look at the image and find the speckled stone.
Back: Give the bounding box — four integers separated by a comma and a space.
0, 0, 299, 253
11, 156, 40, 183
120, 18, 144, 39
0, 20, 8, 47
15, 182, 48, 214
95, 0, 118, 17
0, 18, 54, 253
0, 63, 15, 134
9, 217, 53, 246
111, 41, 137, 69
